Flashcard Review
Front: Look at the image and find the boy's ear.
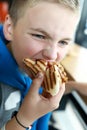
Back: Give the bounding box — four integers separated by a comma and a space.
3, 15, 13, 41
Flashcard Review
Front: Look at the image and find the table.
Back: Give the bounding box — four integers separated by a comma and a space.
61, 43, 87, 105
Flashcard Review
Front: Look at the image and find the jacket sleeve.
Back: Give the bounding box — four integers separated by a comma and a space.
36, 112, 52, 130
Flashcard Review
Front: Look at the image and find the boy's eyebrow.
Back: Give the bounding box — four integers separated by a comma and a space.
29, 28, 51, 37
61, 38, 73, 41
29, 28, 72, 41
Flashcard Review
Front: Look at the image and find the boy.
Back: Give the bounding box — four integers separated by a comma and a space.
0, 0, 80, 130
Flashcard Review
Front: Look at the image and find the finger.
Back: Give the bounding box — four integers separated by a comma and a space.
29, 72, 44, 95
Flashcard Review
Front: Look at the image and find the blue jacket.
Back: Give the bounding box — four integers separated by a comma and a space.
0, 24, 51, 130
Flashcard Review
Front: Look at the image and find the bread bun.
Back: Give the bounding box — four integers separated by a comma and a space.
23, 58, 68, 96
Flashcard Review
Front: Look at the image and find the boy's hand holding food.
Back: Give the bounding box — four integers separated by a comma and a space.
17, 71, 65, 126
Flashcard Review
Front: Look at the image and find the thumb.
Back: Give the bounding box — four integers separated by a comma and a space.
29, 72, 44, 94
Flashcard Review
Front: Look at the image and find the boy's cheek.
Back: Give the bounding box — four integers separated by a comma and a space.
57, 49, 69, 62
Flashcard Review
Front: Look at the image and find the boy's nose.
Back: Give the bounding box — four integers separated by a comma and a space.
42, 46, 58, 61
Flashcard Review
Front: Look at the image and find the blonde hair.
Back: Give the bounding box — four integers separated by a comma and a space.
8, 0, 80, 25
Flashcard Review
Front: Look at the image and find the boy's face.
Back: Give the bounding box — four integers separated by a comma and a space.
4, 2, 78, 71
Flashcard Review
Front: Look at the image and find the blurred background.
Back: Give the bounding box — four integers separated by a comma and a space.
0, 0, 8, 23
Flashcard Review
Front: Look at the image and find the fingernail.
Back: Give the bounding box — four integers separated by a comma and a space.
36, 72, 43, 79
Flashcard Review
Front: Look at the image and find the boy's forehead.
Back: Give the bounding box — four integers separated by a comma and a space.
25, 2, 76, 16
15, 1, 79, 39
8, 0, 80, 25
28, 1, 79, 20
27, 11, 77, 29
24, 2, 79, 24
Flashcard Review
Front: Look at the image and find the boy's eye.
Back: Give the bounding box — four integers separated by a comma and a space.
58, 40, 68, 47
31, 34, 46, 39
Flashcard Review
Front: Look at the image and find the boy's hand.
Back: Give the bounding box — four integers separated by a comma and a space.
17, 72, 65, 126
